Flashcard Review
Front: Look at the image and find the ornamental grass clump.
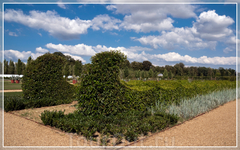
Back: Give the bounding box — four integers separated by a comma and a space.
167, 88, 237, 119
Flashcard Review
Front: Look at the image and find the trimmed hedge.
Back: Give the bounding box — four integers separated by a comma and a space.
22, 53, 75, 101
4, 95, 73, 112
78, 50, 236, 116
123, 80, 236, 106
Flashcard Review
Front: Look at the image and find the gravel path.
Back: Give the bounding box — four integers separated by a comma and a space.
4, 89, 22, 92
4, 112, 102, 147
4, 100, 237, 148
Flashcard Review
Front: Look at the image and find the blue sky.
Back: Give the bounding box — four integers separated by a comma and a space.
2, 1, 239, 70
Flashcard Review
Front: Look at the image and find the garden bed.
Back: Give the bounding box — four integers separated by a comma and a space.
5, 100, 236, 146
4, 79, 236, 146
11, 101, 78, 123
9, 100, 171, 146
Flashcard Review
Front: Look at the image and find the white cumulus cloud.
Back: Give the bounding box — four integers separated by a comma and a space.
36, 47, 49, 53
133, 27, 217, 50
63, 53, 86, 62
4, 9, 92, 40
8, 31, 18, 37
133, 9, 235, 51
4, 9, 124, 40
107, 4, 196, 33
5, 48, 86, 63
57, 1, 67, 9
149, 52, 235, 65
4, 43, 236, 67
4, 49, 43, 60
91, 14, 121, 31
46, 43, 96, 56
223, 47, 233, 53
193, 10, 234, 41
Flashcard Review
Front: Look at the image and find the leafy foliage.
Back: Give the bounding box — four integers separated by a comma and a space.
135, 70, 140, 79
141, 71, 145, 79
142, 61, 152, 71
148, 69, 153, 78
78, 50, 128, 116
169, 71, 173, 79
40, 109, 179, 143
163, 69, 168, 79
4, 96, 25, 112
17, 59, 23, 75
123, 80, 236, 106
74, 60, 82, 77
4, 59, 8, 74
63, 62, 70, 79
4, 95, 73, 112
79, 50, 236, 116
124, 67, 129, 78
8, 60, 15, 74
22, 53, 75, 101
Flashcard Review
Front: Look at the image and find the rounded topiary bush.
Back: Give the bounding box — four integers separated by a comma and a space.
78, 50, 130, 116
22, 53, 75, 101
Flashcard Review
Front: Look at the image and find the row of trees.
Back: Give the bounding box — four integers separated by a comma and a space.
122, 68, 159, 79
4, 52, 83, 80
53, 52, 83, 79
3, 53, 235, 79
4, 59, 26, 75
121, 60, 236, 77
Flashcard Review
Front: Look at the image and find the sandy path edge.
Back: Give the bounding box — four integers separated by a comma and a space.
4, 90, 22, 92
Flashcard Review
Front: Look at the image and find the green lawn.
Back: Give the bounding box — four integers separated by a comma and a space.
4, 80, 22, 90
4, 92, 23, 97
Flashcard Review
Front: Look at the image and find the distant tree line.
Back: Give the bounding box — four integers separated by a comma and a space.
4, 59, 26, 75
3, 52, 83, 80
3, 53, 235, 80
118, 60, 236, 79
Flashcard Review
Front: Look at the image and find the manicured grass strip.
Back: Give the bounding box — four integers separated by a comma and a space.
167, 88, 237, 119
4, 92, 23, 97
4, 80, 22, 90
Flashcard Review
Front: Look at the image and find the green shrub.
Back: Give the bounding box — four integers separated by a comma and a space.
4, 96, 25, 112
78, 50, 236, 116
123, 80, 236, 106
4, 95, 74, 112
40, 109, 179, 143
40, 110, 65, 125
78, 50, 128, 116
4, 53, 77, 112
22, 53, 75, 101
